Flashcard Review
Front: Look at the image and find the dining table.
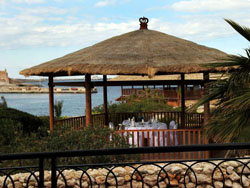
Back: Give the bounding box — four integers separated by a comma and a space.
121, 119, 174, 147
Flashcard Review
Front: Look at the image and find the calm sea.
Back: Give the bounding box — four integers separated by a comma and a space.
1, 80, 121, 117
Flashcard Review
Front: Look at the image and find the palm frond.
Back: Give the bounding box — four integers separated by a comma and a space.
204, 109, 250, 143
203, 54, 248, 68
228, 55, 250, 85
246, 49, 250, 58
223, 89, 250, 111
225, 19, 250, 42
203, 51, 250, 87
197, 19, 250, 143
188, 80, 230, 111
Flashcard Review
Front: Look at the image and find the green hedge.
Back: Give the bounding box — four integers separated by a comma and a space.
0, 108, 133, 167
0, 123, 132, 167
0, 107, 44, 134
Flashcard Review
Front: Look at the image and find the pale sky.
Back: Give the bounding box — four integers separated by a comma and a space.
0, 0, 250, 78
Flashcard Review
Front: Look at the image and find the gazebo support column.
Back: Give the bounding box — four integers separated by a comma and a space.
181, 73, 185, 128
203, 72, 210, 125
48, 75, 54, 131
85, 74, 92, 126
103, 75, 109, 125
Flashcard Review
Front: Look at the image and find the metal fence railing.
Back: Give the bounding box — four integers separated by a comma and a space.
1, 143, 250, 188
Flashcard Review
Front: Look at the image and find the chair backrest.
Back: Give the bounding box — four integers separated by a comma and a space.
169, 120, 178, 129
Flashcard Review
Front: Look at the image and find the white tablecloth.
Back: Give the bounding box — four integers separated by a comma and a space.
122, 120, 169, 147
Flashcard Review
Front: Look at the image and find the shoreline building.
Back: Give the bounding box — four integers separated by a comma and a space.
111, 74, 221, 108
0, 68, 10, 84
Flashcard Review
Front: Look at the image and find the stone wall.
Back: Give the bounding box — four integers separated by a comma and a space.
0, 69, 9, 84
1, 159, 250, 188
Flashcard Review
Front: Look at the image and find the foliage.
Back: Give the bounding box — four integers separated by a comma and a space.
0, 119, 22, 151
92, 101, 119, 113
190, 19, 250, 143
0, 96, 7, 108
54, 100, 63, 118
0, 118, 131, 167
37, 116, 50, 137
126, 88, 166, 104
0, 107, 44, 134
93, 88, 175, 113
44, 125, 128, 152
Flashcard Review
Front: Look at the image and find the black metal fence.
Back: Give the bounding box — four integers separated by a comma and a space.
1, 143, 250, 188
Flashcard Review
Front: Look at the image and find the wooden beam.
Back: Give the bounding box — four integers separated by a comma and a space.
121, 85, 124, 103
54, 79, 211, 87
48, 76, 54, 131
103, 75, 108, 125
85, 74, 92, 126
203, 72, 210, 125
121, 85, 124, 96
181, 73, 185, 128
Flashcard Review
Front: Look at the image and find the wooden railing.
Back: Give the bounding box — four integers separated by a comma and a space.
55, 114, 206, 160
55, 116, 86, 129
121, 88, 204, 100
55, 113, 105, 129
92, 113, 106, 126
55, 112, 203, 129
109, 111, 203, 128
116, 128, 208, 160
185, 112, 204, 128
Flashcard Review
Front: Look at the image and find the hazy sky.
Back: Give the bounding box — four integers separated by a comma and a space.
0, 0, 250, 78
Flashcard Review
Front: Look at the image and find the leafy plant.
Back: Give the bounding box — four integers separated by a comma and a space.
0, 118, 133, 167
0, 119, 22, 150
190, 19, 250, 143
54, 100, 63, 118
92, 88, 175, 114
0, 96, 7, 108
0, 107, 44, 134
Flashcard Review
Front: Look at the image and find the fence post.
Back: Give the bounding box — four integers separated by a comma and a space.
38, 158, 44, 188
51, 158, 57, 188
181, 73, 185, 128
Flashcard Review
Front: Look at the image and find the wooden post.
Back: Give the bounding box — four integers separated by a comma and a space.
85, 74, 92, 126
204, 72, 211, 158
203, 72, 210, 125
48, 75, 54, 131
103, 75, 108, 125
181, 73, 185, 128
121, 86, 124, 103
121, 86, 123, 96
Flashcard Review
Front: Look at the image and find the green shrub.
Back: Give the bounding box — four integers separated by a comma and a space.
42, 125, 130, 164
93, 100, 175, 114
0, 107, 44, 134
93, 88, 177, 114
0, 119, 22, 151
0, 96, 7, 108
54, 100, 63, 118
37, 116, 50, 137
0, 124, 132, 167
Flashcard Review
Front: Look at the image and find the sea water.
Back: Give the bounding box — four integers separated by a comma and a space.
1, 84, 121, 117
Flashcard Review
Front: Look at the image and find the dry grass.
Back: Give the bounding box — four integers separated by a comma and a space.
20, 29, 230, 77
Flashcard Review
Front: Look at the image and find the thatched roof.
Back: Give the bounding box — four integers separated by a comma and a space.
110, 73, 227, 81
20, 23, 229, 77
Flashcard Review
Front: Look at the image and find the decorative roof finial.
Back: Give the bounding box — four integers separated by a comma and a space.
139, 17, 148, 30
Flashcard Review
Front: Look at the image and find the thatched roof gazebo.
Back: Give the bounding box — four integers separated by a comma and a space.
20, 17, 229, 130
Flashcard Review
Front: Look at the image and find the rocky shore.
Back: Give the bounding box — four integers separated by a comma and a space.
1, 159, 250, 188
0, 86, 97, 94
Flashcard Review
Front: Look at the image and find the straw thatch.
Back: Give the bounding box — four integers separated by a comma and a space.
110, 73, 228, 81
20, 29, 230, 77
